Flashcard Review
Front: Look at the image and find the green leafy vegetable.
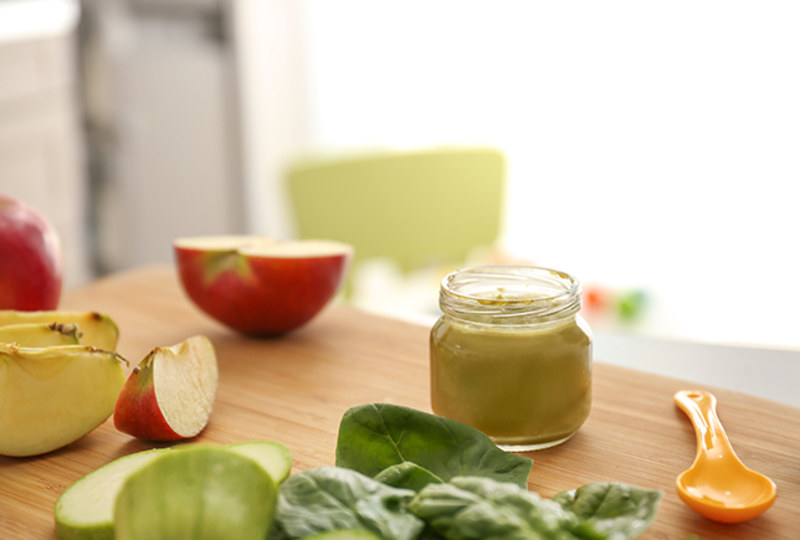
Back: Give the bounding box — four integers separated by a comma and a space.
407, 477, 661, 540
407, 476, 578, 539
301, 530, 383, 540
374, 462, 443, 492
553, 482, 663, 540
273, 467, 423, 540
335, 403, 532, 490
277, 403, 661, 539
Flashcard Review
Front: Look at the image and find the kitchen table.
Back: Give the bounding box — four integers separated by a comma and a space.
1, 266, 798, 539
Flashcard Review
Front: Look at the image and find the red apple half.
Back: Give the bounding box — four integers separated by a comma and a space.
0, 195, 62, 310
174, 236, 353, 335
114, 335, 218, 441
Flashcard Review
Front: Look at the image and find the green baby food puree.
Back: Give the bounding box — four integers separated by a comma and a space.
430, 267, 592, 450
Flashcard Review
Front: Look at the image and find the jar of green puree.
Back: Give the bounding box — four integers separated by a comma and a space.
430, 266, 592, 451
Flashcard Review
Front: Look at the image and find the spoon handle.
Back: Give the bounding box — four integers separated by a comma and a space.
674, 390, 737, 461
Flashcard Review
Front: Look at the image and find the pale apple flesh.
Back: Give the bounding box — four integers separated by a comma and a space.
0, 195, 62, 310
0, 310, 119, 351
0, 322, 81, 347
114, 335, 218, 441
174, 236, 353, 335
0, 344, 126, 457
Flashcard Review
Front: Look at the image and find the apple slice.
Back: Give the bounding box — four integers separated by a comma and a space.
227, 440, 293, 485
113, 445, 278, 540
174, 236, 353, 335
55, 448, 166, 540
55, 440, 291, 540
114, 335, 218, 441
0, 322, 81, 347
0, 344, 126, 457
0, 310, 119, 351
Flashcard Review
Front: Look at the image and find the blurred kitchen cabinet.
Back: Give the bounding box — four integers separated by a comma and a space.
80, 0, 246, 273
0, 0, 92, 287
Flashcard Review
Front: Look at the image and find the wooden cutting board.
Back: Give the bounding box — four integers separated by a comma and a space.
1, 266, 798, 539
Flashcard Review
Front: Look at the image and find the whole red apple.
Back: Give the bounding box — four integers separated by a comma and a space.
174, 236, 353, 335
0, 195, 62, 310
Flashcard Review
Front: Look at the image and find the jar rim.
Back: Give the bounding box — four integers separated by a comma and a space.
439, 265, 582, 324
442, 265, 579, 301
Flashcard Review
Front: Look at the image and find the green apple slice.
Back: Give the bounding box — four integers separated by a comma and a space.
0, 322, 81, 347
54, 441, 292, 540
114, 445, 278, 540
0, 310, 119, 350
227, 440, 293, 484
0, 343, 126, 457
55, 449, 166, 540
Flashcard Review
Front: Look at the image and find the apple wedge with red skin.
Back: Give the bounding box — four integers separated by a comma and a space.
0, 195, 62, 310
174, 236, 353, 335
114, 335, 218, 441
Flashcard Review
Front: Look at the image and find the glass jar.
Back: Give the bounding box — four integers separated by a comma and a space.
430, 266, 592, 451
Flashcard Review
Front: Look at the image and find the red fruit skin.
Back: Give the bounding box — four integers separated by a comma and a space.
0, 195, 62, 310
175, 247, 350, 336
113, 359, 183, 441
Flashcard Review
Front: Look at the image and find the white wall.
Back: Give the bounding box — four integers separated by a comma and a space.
0, 0, 91, 287
295, 1, 800, 349
231, 0, 308, 240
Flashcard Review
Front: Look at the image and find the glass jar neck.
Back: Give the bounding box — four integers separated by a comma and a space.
439, 266, 582, 326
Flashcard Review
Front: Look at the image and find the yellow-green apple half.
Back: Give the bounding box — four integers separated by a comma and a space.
173, 236, 353, 335
0, 310, 120, 350
0, 343, 126, 457
114, 335, 218, 441
0, 195, 62, 310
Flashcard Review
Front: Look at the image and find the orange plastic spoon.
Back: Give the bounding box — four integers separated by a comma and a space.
674, 390, 777, 523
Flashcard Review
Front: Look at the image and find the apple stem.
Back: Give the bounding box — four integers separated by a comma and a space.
113, 353, 130, 367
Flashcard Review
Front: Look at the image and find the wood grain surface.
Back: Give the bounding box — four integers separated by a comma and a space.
1, 266, 798, 539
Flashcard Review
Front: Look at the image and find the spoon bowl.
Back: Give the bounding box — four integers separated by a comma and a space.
674, 390, 777, 523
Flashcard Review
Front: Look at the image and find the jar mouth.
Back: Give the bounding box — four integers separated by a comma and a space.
440, 265, 582, 324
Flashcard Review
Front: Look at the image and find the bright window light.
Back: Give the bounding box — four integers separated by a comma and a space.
299, 1, 800, 348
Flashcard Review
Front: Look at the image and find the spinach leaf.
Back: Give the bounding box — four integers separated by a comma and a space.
273, 467, 423, 540
407, 476, 579, 539
553, 482, 662, 540
335, 403, 532, 489
301, 530, 383, 540
407, 477, 661, 540
375, 462, 443, 492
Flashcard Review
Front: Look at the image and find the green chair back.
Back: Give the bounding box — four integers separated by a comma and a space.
286, 147, 505, 291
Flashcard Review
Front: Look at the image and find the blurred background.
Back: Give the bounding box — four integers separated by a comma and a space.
2, 0, 799, 351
